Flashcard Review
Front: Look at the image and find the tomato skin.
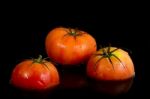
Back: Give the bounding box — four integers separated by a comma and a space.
11, 58, 60, 90
45, 27, 97, 66
86, 47, 135, 80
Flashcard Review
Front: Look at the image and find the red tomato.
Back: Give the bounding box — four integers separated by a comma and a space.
45, 27, 97, 66
10, 55, 60, 90
86, 47, 135, 80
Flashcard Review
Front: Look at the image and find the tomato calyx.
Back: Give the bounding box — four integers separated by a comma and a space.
69, 28, 78, 36
94, 47, 125, 71
31, 55, 50, 70
33, 54, 43, 63
64, 28, 85, 40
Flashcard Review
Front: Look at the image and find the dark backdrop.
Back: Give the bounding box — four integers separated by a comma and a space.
0, 6, 148, 98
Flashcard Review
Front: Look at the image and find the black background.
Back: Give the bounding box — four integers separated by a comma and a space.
0, 4, 149, 98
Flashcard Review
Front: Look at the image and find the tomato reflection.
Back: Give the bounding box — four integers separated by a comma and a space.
87, 77, 134, 95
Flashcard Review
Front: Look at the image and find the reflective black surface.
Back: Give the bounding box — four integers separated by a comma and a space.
1, 10, 148, 98
2, 67, 136, 98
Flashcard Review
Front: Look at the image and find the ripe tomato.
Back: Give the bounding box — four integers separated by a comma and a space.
45, 27, 97, 66
86, 47, 135, 80
10, 55, 60, 90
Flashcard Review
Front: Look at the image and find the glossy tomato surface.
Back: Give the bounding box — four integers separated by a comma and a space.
10, 55, 60, 90
45, 27, 97, 66
87, 47, 135, 80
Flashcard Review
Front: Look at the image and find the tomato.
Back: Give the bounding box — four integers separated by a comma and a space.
45, 27, 97, 66
86, 47, 135, 80
10, 55, 60, 90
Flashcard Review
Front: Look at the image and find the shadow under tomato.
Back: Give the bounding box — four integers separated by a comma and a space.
87, 77, 134, 96
5, 82, 60, 98
59, 69, 88, 89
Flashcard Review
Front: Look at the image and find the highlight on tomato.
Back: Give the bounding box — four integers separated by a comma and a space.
86, 46, 135, 81
10, 55, 60, 90
45, 27, 97, 66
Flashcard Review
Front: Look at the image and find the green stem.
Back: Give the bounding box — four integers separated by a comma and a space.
69, 28, 76, 36
94, 46, 124, 71
36, 55, 42, 63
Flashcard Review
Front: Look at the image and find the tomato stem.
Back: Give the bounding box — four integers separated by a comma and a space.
69, 28, 77, 36
36, 55, 43, 63
63, 28, 85, 39
94, 46, 125, 71
32, 55, 50, 70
